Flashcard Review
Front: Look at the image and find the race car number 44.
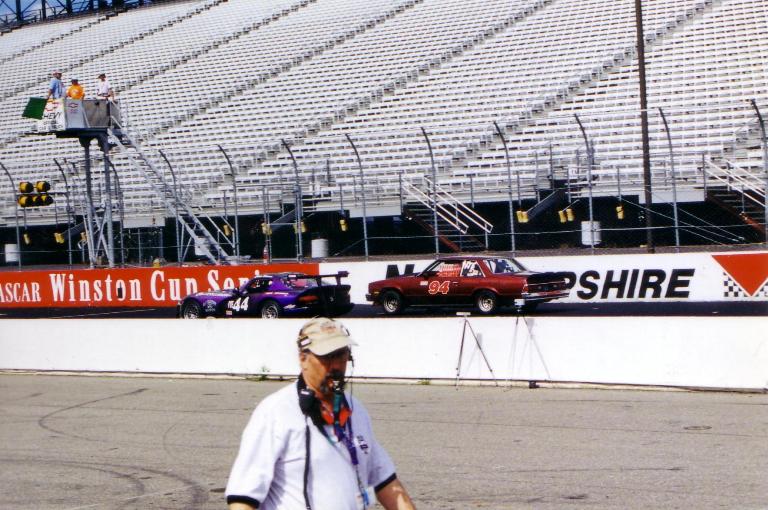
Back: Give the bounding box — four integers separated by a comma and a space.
228, 296, 249, 312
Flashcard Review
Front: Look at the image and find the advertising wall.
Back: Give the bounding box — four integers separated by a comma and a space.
0, 251, 765, 308
323, 251, 768, 304
0, 263, 316, 307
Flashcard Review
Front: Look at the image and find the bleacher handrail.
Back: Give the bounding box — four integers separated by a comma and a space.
401, 179, 471, 234
704, 158, 765, 207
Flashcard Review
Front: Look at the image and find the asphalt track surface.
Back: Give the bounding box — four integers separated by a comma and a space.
1, 374, 766, 510
0, 301, 766, 319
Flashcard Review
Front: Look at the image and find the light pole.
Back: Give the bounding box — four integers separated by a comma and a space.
494, 121, 516, 254
421, 127, 440, 255
750, 99, 768, 246
345, 133, 369, 259
158, 150, 182, 265
107, 161, 126, 266
658, 108, 680, 251
282, 139, 303, 261
575, 114, 596, 254
635, 0, 654, 252
217, 145, 240, 260
53, 158, 74, 267
0, 162, 21, 268
98, 136, 115, 268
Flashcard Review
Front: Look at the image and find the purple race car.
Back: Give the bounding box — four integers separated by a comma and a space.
177, 272, 354, 319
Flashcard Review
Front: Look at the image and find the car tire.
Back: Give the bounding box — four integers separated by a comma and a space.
260, 300, 282, 319
474, 290, 498, 315
380, 290, 404, 315
180, 300, 203, 319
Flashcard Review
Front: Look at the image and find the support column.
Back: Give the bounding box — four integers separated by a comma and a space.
99, 135, 115, 267
80, 139, 98, 267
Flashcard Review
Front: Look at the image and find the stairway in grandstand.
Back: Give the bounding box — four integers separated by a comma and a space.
108, 128, 235, 264
400, 179, 492, 252
703, 156, 766, 239
403, 204, 486, 252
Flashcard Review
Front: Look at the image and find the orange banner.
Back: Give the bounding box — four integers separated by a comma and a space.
0, 263, 318, 308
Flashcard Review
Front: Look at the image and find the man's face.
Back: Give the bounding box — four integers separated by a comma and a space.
299, 348, 350, 399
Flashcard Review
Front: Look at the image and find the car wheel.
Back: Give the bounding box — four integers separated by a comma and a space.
380, 290, 404, 315
260, 300, 282, 319
181, 300, 203, 319
474, 290, 498, 315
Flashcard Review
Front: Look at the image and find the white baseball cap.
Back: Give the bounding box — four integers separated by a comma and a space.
297, 317, 356, 356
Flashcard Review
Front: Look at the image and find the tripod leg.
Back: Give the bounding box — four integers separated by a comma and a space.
466, 321, 499, 386
506, 314, 521, 386
523, 315, 551, 381
455, 319, 468, 389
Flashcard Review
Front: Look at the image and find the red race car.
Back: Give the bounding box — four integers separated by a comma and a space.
366, 256, 569, 315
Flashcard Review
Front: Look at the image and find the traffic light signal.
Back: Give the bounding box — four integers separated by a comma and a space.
558, 207, 576, 223
293, 220, 307, 233
17, 180, 54, 208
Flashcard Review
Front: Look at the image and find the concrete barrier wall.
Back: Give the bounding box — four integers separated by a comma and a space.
2, 316, 766, 390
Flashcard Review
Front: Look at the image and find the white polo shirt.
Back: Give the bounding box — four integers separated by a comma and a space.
226, 381, 396, 510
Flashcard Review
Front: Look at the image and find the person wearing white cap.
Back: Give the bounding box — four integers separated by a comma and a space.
226, 317, 416, 510
46, 70, 63, 100
95, 73, 114, 99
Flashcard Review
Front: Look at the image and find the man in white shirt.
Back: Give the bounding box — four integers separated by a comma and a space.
226, 317, 416, 510
95, 73, 113, 99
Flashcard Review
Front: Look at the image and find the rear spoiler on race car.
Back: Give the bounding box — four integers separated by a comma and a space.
286, 271, 351, 317
286, 271, 350, 285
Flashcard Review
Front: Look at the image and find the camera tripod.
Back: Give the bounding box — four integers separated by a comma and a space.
454, 312, 498, 388
507, 309, 551, 387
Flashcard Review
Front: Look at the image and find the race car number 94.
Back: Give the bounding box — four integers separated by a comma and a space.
228, 297, 249, 312
428, 281, 451, 295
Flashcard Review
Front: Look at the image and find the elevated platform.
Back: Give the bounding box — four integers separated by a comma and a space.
24, 98, 122, 138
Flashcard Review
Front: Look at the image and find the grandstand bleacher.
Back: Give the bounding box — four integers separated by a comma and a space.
0, 0, 765, 259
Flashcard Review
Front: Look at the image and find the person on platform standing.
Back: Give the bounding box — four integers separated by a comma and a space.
46, 70, 63, 100
66, 77, 85, 100
95, 73, 114, 100
226, 317, 416, 510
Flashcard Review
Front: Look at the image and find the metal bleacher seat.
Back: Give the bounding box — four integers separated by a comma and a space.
0, 0, 765, 224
